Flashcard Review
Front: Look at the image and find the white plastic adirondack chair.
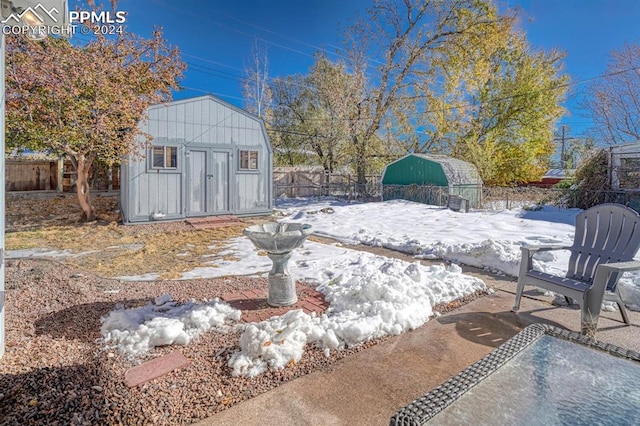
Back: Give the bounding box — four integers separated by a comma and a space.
513, 203, 640, 336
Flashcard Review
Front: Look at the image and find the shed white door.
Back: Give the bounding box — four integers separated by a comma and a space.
186, 149, 230, 216
187, 149, 208, 216
211, 151, 229, 212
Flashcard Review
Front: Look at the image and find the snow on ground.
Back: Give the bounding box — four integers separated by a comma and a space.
227, 249, 484, 376
102, 238, 485, 371
6, 248, 101, 259
278, 197, 640, 309
100, 294, 241, 358
278, 197, 578, 277
10, 197, 640, 375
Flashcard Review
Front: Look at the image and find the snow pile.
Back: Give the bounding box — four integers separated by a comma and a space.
228, 258, 485, 377
277, 198, 640, 310
416, 239, 528, 277
229, 310, 324, 377
101, 294, 241, 357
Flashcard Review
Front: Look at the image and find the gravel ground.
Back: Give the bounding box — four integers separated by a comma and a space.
1, 194, 486, 425
0, 258, 394, 425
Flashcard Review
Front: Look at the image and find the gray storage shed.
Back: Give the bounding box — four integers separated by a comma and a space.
381, 154, 483, 208
120, 95, 273, 223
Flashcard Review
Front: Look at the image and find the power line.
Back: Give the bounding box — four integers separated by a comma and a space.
56, 32, 640, 124
149, 0, 318, 60
182, 52, 247, 74
148, 0, 386, 77
44, 13, 640, 135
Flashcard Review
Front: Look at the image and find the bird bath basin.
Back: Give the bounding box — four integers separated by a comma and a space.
243, 222, 314, 307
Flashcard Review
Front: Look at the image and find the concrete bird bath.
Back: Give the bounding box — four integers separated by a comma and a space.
243, 222, 314, 307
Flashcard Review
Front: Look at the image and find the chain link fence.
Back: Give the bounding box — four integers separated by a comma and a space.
274, 179, 640, 212
481, 187, 552, 210
274, 176, 382, 206
382, 184, 447, 206
482, 187, 640, 211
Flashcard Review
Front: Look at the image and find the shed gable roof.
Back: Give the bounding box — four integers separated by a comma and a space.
609, 141, 640, 155
139, 95, 272, 153
413, 154, 482, 185
148, 94, 264, 125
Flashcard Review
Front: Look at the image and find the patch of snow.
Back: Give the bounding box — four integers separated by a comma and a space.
228, 259, 484, 377
100, 295, 241, 357
116, 272, 161, 282
7, 248, 100, 259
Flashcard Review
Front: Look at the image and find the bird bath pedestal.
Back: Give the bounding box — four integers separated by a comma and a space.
243, 222, 314, 307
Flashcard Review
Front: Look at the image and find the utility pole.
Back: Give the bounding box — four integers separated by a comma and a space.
560, 126, 566, 169
553, 125, 575, 169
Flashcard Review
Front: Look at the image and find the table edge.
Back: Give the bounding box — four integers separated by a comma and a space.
389, 323, 640, 426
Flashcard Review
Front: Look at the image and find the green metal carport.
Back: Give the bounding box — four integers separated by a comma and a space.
381, 154, 483, 208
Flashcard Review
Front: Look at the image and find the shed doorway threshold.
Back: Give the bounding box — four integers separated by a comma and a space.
186, 215, 242, 229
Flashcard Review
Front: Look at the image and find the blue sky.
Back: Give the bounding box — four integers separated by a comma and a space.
102, 0, 640, 139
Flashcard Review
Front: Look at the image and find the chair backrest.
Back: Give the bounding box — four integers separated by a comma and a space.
567, 203, 640, 290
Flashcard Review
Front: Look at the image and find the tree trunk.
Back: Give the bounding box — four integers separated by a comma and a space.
354, 135, 367, 196
75, 158, 96, 222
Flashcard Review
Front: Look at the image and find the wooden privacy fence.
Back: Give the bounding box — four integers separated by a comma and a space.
273, 167, 333, 197
5, 158, 120, 192
5, 159, 57, 191
273, 167, 382, 201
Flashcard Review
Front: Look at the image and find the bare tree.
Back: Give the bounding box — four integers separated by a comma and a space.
269, 74, 317, 167
584, 42, 640, 145
243, 39, 273, 121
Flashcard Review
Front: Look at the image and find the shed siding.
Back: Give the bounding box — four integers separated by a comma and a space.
125, 156, 183, 221
235, 144, 270, 212
122, 95, 272, 223
609, 142, 640, 190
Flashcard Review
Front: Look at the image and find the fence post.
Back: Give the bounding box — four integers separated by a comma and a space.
57, 156, 64, 193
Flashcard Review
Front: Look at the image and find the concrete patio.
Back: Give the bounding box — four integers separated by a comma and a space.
196, 263, 640, 426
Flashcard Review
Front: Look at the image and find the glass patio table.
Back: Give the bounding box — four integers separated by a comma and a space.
390, 324, 640, 425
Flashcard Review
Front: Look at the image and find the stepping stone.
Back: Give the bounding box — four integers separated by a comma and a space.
124, 350, 190, 387
186, 215, 242, 229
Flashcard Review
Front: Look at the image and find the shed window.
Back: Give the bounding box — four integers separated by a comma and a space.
620, 157, 640, 189
152, 146, 177, 169
239, 150, 259, 170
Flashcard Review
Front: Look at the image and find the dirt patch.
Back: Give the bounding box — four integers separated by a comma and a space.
5, 193, 272, 279
6, 193, 121, 231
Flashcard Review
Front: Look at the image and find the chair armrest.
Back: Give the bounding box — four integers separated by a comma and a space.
587, 261, 640, 314
520, 245, 571, 255
596, 260, 640, 274
518, 245, 572, 277
590, 260, 640, 294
